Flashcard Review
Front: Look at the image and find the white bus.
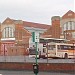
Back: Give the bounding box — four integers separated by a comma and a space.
28, 43, 46, 59
45, 43, 75, 59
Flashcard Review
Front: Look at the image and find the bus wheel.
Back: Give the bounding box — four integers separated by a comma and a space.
64, 53, 68, 59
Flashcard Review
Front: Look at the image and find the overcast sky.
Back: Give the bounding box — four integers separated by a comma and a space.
0, 0, 74, 25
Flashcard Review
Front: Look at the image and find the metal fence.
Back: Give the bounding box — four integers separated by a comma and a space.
0, 56, 27, 62
0, 56, 75, 63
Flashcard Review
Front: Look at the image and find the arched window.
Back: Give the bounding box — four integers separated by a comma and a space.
63, 21, 75, 32
2, 27, 14, 38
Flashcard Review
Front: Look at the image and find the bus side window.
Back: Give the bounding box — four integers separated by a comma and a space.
62, 45, 68, 50
68, 46, 72, 50
48, 45, 55, 50
48, 46, 52, 50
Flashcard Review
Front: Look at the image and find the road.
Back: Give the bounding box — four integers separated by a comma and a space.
0, 70, 74, 75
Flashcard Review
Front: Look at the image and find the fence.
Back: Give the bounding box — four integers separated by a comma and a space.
0, 56, 75, 63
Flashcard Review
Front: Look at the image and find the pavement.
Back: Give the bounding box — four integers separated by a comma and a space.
0, 70, 74, 75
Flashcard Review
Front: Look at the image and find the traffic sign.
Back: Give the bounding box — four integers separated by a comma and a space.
32, 32, 39, 42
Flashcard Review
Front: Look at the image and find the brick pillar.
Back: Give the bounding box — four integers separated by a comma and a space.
51, 16, 60, 38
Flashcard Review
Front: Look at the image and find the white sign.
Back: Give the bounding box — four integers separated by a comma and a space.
35, 32, 39, 42
32, 32, 39, 42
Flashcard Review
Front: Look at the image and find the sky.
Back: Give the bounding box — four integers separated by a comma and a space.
0, 0, 74, 25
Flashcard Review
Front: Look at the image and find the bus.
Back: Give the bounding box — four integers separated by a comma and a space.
28, 44, 46, 59
28, 46, 39, 58
45, 43, 75, 59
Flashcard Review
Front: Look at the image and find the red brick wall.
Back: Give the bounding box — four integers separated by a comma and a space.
41, 17, 61, 39
51, 17, 60, 38
62, 10, 75, 19
0, 62, 75, 71
41, 26, 52, 38
0, 23, 31, 56
14, 24, 31, 55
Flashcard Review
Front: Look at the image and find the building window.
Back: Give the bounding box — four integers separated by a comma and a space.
63, 21, 75, 32
2, 27, 14, 38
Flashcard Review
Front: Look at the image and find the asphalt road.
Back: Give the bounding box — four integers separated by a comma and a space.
0, 70, 74, 75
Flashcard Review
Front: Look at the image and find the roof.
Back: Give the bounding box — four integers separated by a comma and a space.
2, 17, 14, 24
62, 10, 75, 19
40, 37, 67, 40
2, 17, 51, 29
23, 21, 50, 29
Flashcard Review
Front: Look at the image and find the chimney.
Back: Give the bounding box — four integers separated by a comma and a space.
51, 16, 60, 38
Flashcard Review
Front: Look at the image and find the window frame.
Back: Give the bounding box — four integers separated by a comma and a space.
2, 27, 14, 38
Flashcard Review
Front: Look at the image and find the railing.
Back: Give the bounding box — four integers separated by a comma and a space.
0, 56, 74, 63
0, 56, 26, 62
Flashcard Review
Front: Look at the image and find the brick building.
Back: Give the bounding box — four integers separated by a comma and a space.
60, 10, 75, 43
0, 18, 49, 56
41, 16, 61, 38
0, 18, 34, 56
0, 10, 75, 56
42, 10, 75, 43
